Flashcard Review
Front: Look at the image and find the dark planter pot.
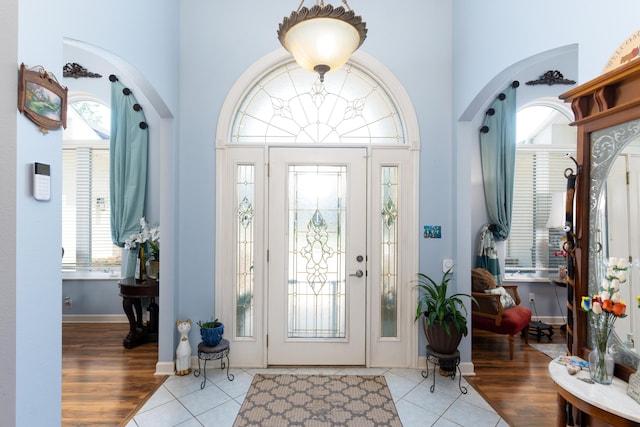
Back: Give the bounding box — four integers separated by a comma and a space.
200, 323, 224, 347
422, 315, 463, 355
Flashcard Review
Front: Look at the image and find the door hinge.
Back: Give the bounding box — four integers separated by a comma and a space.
627, 171, 630, 185
267, 249, 269, 262
266, 334, 269, 348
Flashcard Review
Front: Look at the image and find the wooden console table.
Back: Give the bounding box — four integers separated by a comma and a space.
548, 360, 640, 426
118, 277, 159, 349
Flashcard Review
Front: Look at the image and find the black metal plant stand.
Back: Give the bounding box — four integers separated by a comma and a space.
193, 339, 234, 389
422, 346, 467, 394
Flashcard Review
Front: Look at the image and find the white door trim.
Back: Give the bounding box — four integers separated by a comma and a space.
267, 147, 368, 365
215, 49, 421, 368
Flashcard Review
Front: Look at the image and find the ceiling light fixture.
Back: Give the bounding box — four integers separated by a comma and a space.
277, 0, 367, 82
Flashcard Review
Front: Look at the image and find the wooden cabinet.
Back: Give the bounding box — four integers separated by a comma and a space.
559, 59, 640, 382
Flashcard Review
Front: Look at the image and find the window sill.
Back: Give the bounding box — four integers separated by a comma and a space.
62, 270, 121, 280
503, 276, 551, 284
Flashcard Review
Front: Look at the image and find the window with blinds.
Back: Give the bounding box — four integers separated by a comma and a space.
62, 99, 120, 272
505, 104, 576, 279
505, 147, 576, 278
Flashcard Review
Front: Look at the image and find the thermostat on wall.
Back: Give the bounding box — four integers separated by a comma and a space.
33, 162, 51, 201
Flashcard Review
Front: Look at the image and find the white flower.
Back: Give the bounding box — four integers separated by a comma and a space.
124, 234, 138, 250
592, 301, 603, 314
610, 278, 620, 292
600, 290, 610, 301
616, 270, 627, 283
611, 292, 621, 303
606, 267, 615, 278
616, 258, 629, 270
123, 217, 160, 251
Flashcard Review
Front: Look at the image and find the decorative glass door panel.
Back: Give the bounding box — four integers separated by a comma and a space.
268, 148, 366, 365
288, 165, 347, 339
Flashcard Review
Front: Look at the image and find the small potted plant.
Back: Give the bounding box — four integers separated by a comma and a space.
414, 268, 476, 355
197, 318, 224, 347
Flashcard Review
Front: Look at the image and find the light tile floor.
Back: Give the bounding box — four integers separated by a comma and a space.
126, 366, 509, 427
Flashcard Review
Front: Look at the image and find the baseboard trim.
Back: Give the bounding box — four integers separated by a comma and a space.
530, 316, 565, 326
155, 361, 176, 376
62, 314, 128, 323
155, 357, 202, 376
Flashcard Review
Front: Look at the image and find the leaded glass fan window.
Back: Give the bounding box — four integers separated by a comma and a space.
231, 62, 404, 145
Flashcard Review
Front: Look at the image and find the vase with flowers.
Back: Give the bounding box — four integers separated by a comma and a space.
124, 217, 160, 281
581, 257, 629, 384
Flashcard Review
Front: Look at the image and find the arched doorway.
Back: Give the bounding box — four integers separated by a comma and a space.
215, 50, 421, 367
62, 39, 178, 371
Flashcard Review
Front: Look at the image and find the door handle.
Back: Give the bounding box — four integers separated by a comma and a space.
350, 270, 364, 278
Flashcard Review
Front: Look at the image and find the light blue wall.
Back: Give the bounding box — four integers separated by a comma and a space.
450, 0, 638, 362
62, 280, 123, 315
178, 0, 456, 358
14, 0, 64, 423
0, 1, 18, 424
59, 0, 180, 367
4, 1, 640, 424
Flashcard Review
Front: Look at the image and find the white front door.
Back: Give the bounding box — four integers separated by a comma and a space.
267, 147, 367, 365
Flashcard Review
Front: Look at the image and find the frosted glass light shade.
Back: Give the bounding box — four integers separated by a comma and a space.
284, 18, 360, 77
278, 4, 367, 82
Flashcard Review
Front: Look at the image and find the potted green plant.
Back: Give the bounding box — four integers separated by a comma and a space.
197, 318, 224, 347
414, 268, 476, 355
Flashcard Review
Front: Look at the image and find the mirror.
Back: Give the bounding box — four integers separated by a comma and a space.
590, 117, 640, 370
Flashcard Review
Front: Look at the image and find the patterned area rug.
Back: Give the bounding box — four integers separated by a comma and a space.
529, 342, 567, 360
233, 374, 402, 427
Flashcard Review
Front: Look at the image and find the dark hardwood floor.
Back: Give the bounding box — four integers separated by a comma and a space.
469, 328, 558, 427
62, 323, 559, 426
62, 323, 166, 427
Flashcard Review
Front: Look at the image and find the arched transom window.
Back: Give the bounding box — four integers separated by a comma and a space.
230, 61, 404, 145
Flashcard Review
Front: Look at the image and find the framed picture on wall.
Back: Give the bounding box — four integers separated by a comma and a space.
18, 63, 68, 133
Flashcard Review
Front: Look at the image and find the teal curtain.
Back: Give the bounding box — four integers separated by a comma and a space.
109, 76, 148, 247
476, 224, 502, 285
479, 82, 518, 241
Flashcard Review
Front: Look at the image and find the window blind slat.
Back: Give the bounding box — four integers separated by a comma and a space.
62, 145, 120, 270
506, 149, 575, 277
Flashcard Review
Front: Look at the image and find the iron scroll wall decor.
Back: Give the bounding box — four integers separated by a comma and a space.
525, 70, 576, 86
63, 62, 102, 79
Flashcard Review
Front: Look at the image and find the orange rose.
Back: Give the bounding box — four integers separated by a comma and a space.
613, 302, 627, 317
602, 300, 613, 312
